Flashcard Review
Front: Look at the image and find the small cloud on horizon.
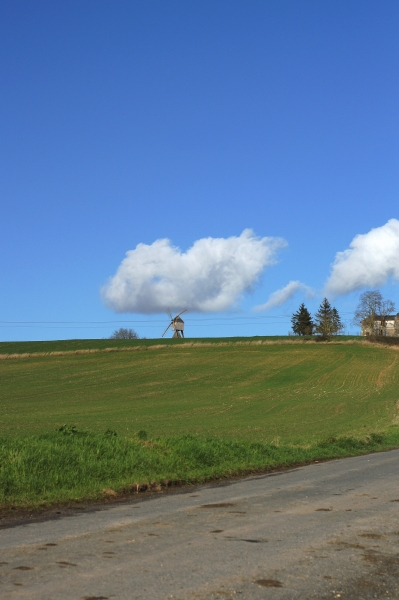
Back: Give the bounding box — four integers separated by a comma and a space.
253, 280, 314, 312
102, 229, 287, 314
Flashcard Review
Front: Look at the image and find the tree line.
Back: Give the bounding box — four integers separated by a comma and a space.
292, 290, 397, 340
291, 298, 343, 340
109, 291, 397, 341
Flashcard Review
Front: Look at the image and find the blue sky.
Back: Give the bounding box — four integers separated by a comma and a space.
1, 1, 398, 340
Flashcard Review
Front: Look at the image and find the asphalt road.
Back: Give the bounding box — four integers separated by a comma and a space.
1, 450, 398, 600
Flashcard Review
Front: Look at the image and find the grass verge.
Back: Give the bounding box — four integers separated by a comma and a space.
1, 426, 399, 511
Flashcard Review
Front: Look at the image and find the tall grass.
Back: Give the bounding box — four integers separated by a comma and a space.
1, 427, 398, 509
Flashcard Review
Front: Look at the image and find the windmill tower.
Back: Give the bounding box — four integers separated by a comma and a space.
162, 309, 187, 338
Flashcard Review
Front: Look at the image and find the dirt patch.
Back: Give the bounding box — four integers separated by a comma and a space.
362, 550, 399, 567
255, 579, 283, 588
200, 503, 237, 509
329, 541, 366, 550
210, 530, 224, 533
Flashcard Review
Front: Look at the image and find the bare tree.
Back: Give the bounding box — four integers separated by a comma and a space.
353, 291, 395, 335
379, 298, 396, 332
110, 328, 139, 340
395, 315, 399, 336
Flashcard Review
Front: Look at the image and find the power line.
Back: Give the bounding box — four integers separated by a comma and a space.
0, 320, 356, 330
0, 321, 294, 329
0, 316, 288, 324
0, 311, 356, 325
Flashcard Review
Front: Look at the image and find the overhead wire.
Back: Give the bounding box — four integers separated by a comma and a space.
0, 312, 357, 333
0, 311, 355, 326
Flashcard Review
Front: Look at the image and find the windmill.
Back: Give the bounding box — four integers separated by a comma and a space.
162, 309, 187, 338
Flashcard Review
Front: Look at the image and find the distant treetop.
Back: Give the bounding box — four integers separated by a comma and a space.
110, 328, 139, 340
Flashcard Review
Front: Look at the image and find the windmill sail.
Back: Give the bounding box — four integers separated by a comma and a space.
161, 309, 187, 338
162, 322, 172, 337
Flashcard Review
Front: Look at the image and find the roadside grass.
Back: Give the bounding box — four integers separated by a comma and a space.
1, 427, 399, 509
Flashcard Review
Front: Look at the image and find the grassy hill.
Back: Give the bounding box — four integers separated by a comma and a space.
1, 337, 399, 509
0, 335, 359, 355
1, 338, 397, 444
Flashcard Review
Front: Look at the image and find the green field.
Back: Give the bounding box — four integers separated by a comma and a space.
0, 335, 359, 356
1, 338, 399, 509
1, 338, 398, 443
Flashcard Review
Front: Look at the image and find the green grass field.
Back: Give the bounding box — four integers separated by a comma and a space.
1, 338, 399, 509
1, 338, 398, 443
0, 335, 359, 356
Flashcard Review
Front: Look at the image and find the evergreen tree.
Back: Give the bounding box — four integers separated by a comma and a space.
314, 299, 343, 340
331, 307, 344, 335
291, 303, 313, 336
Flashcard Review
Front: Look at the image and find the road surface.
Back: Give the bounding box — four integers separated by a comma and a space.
1, 450, 399, 599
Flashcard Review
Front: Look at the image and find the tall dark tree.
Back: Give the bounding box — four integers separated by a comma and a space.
331, 307, 344, 335
314, 298, 343, 340
291, 303, 313, 336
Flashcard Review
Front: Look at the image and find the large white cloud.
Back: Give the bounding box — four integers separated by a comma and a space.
102, 229, 287, 313
325, 219, 399, 297
254, 280, 313, 312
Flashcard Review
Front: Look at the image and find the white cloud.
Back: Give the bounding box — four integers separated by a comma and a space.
102, 229, 287, 313
254, 280, 313, 312
324, 219, 399, 297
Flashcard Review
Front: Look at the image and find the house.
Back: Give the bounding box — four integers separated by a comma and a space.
362, 314, 399, 336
